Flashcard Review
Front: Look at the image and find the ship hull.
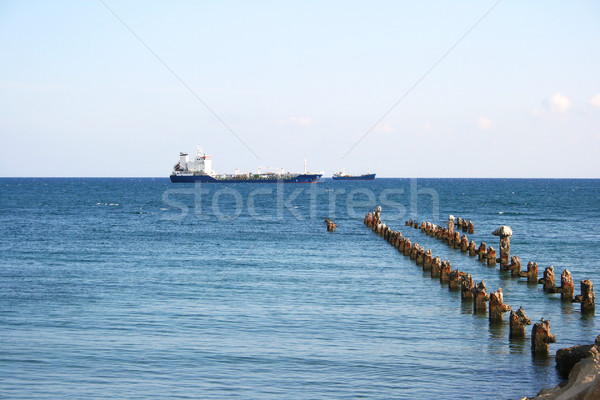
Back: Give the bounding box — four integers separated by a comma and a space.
332, 173, 376, 181
170, 174, 322, 183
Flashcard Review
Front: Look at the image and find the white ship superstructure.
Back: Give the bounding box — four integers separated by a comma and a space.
174, 145, 214, 176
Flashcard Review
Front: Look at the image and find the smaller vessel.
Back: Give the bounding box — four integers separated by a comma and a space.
332, 168, 376, 180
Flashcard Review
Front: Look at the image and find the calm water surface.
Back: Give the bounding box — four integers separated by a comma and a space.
1, 178, 599, 399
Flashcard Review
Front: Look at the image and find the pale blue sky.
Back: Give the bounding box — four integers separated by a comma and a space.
1, 0, 599, 177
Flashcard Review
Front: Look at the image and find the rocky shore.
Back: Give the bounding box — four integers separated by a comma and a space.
523, 336, 600, 399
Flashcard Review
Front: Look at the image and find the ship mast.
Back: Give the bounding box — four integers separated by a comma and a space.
304, 156, 307, 174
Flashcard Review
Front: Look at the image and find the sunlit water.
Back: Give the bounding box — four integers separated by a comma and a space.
1, 178, 599, 399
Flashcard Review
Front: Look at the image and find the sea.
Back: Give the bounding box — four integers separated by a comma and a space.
1, 178, 599, 399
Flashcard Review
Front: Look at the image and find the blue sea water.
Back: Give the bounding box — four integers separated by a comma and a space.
1, 178, 599, 399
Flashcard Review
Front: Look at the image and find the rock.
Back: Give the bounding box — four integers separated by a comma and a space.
524, 338, 600, 399
556, 343, 596, 377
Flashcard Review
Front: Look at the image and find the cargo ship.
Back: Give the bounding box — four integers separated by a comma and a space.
332, 169, 376, 180
170, 146, 323, 183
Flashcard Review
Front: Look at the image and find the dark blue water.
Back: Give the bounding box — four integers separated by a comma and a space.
1, 178, 599, 399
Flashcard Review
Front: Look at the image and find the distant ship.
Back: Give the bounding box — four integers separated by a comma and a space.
332, 169, 376, 181
170, 146, 323, 183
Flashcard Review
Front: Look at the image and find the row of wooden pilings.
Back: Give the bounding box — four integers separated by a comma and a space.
407, 215, 596, 312
365, 207, 563, 356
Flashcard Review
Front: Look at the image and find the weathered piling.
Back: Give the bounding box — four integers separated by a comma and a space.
461, 219, 469, 233
461, 274, 474, 300
325, 218, 337, 232
474, 280, 490, 312
423, 249, 433, 271
486, 247, 497, 266
467, 220, 474, 234
449, 269, 464, 290
448, 215, 455, 238
510, 256, 522, 277
440, 261, 451, 283
489, 288, 511, 322
403, 238, 411, 256
452, 232, 461, 249
478, 243, 487, 261
410, 243, 419, 260
416, 246, 425, 266
531, 318, 556, 356
520, 261, 539, 283
538, 266, 556, 291
460, 235, 469, 252
509, 307, 532, 338
468, 240, 477, 256
492, 225, 513, 270
431, 256, 442, 278
549, 269, 575, 301
398, 237, 406, 252
573, 280, 595, 312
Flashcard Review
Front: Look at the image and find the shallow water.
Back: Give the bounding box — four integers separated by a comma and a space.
1, 178, 599, 399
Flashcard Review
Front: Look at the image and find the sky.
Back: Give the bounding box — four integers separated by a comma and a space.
1, 0, 599, 178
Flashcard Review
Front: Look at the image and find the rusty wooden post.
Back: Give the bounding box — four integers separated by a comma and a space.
468, 240, 477, 256
410, 242, 419, 260
492, 225, 513, 270
474, 280, 490, 312
423, 249, 433, 271
453, 231, 461, 249
531, 318, 556, 356
374, 206, 381, 221
520, 261, 538, 283
468, 220, 474, 234
461, 274, 474, 300
489, 288, 511, 322
487, 247, 497, 266
538, 266, 556, 291
448, 215, 455, 238
416, 246, 425, 266
460, 235, 469, 252
509, 306, 531, 338
398, 237, 406, 253
449, 269, 464, 290
510, 256, 522, 277
440, 261, 451, 283
549, 269, 574, 301
478, 243, 487, 261
431, 257, 441, 278
403, 238, 411, 256
573, 280, 595, 312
